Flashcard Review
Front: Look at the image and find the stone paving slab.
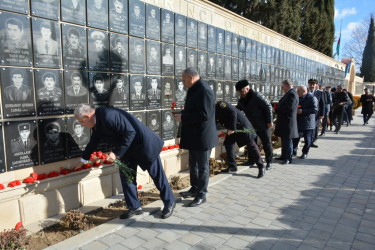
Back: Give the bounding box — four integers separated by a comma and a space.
50, 113, 375, 249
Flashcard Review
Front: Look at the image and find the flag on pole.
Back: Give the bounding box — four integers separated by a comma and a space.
336, 33, 341, 56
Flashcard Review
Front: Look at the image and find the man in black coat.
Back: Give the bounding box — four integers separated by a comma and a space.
73, 104, 175, 219
215, 101, 265, 178
320, 86, 332, 136
308, 79, 325, 148
331, 85, 351, 134
235, 79, 273, 170
293, 86, 318, 159
173, 67, 217, 207
274, 79, 299, 164
360, 88, 375, 125
343, 88, 354, 125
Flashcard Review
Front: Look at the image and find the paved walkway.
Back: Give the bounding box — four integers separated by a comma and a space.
49, 113, 375, 250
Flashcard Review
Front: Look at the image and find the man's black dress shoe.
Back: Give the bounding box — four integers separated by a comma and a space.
222, 167, 237, 172
120, 207, 143, 219
266, 163, 272, 170
310, 143, 318, 148
281, 159, 291, 165
300, 154, 307, 159
179, 189, 196, 198
275, 156, 284, 161
161, 202, 176, 219
257, 167, 265, 178
189, 197, 206, 207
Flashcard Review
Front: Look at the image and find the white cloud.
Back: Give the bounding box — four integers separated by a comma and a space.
335, 7, 357, 19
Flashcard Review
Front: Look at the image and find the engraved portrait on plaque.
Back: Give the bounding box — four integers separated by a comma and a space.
146, 40, 160, 74
245, 38, 252, 60
215, 81, 224, 100
232, 33, 239, 57
35, 69, 64, 116
31, 0, 59, 20
87, 0, 108, 29
162, 77, 174, 108
161, 9, 174, 43
207, 53, 215, 78
130, 75, 146, 110
238, 36, 246, 58
261, 44, 267, 63
207, 25, 216, 52
67, 117, 90, 158
0, 0, 28, 13
162, 43, 174, 76
162, 110, 174, 140
0, 123, 5, 173
216, 28, 224, 54
251, 40, 257, 61
5, 120, 38, 170
231, 82, 238, 104
88, 29, 109, 71
147, 76, 161, 109
256, 42, 262, 62
146, 4, 160, 40
175, 14, 186, 46
186, 18, 197, 48
61, 0, 86, 25
267, 45, 272, 64
0, 12, 32, 66
109, 0, 128, 34
39, 118, 66, 164
32, 18, 61, 68
232, 58, 239, 81
208, 79, 215, 98
147, 110, 161, 137
224, 31, 231, 56
186, 48, 197, 69
132, 111, 146, 125
223, 82, 231, 103
224, 56, 231, 80
109, 74, 128, 109
64, 70, 88, 113
1, 67, 35, 117
89, 73, 110, 107
62, 24, 87, 69
129, 37, 145, 73
245, 60, 251, 80
197, 51, 207, 77
110, 33, 128, 72
216, 54, 224, 79
175, 78, 186, 107
129, 0, 145, 38
197, 22, 207, 51
175, 46, 186, 76
239, 59, 245, 80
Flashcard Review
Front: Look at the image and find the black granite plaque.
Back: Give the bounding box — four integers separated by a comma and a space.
88, 29, 109, 71
175, 46, 186, 76
208, 79, 215, 99
110, 33, 128, 72
239, 59, 245, 80
216, 28, 224, 54
162, 43, 174, 76
32, 18, 61, 68
162, 110, 175, 140
251, 40, 257, 61
147, 110, 161, 137
224, 56, 231, 80
198, 51, 207, 77
129, 0, 145, 38
89, 72, 110, 107
207, 25, 216, 52
0, 12, 32, 66
175, 78, 186, 108
186, 48, 197, 69
279, 49, 284, 66
223, 81, 231, 103
61, 0, 86, 25
267, 45, 272, 64
232, 33, 239, 58
62, 24, 87, 69
215, 81, 224, 100
64, 70, 89, 113
250, 60, 257, 83
161, 9, 174, 43
67, 116, 90, 158
256, 42, 262, 62
186, 18, 197, 48
255, 62, 261, 83
175, 14, 186, 46
1, 67, 35, 118
146, 76, 161, 109
5, 120, 38, 171
38, 118, 66, 164
132, 111, 146, 125
245, 60, 251, 80
224, 31, 231, 56
245, 38, 251, 60
197, 22, 207, 50
0, 0, 28, 13
260, 63, 266, 84
130, 75, 146, 110
35, 69, 64, 116
238, 36, 246, 58
129, 36, 145, 73
31, 0, 59, 20
232, 58, 239, 81
207, 53, 215, 78
146, 3, 160, 40
230, 82, 238, 105
109, 0, 128, 34
109, 73, 129, 110
146, 40, 160, 75
261, 44, 267, 63
87, 0, 108, 29
161, 77, 174, 108
216, 54, 224, 79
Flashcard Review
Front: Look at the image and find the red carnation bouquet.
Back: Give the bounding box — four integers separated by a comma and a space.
171, 101, 183, 114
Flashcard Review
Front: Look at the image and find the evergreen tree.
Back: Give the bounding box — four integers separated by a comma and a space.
361, 15, 375, 82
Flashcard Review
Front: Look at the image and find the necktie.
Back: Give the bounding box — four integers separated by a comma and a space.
24, 141, 27, 149
153, 91, 156, 98
45, 41, 49, 54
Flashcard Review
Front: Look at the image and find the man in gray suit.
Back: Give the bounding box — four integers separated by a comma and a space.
36, 21, 58, 55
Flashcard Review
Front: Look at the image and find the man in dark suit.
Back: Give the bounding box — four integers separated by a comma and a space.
320, 85, 332, 136
11, 123, 36, 153
215, 101, 265, 178
236, 79, 273, 170
293, 86, 318, 159
66, 72, 88, 97
274, 79, 299, 164
73, 104, 175, 219
360, 88, 375, 125
331, 85, 351, 134
308, 79, 325, 148
172, 67, 217, 207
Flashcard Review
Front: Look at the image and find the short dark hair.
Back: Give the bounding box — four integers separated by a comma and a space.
43, 72, 55, 82
6, 18, 23, 31
282, 79, 293, 87
68, 28, 80, 38
93, 75, 104, 83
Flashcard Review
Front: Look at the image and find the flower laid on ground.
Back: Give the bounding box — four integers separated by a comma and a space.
15, 222, 23, 231
0, 184, 5, 190
37, 173, 47, 180
48, 171, 59, 178
174, 144, 180, 148
60, 167, 71, 175
162, 146, 168, 151
168, 145, 174, 150
8, 180, 21, 188
23, 177, 35, 184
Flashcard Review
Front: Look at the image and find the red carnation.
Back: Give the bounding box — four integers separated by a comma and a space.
15, 222, 23, 231
93, 160, 102, 167
23, 177, 35, 184
298, 105, 301, 108
73, 167, 82, 172
171, 101, 176, 110
30, 172, 38, 180
48, 171, 59, 178
138, 185, 142, 190
103, 159, 112, 164
8, 181, 21, 188
168, 145, 174, 150
37, 173, 47, 180
180, 106, 183, 109
15, 180, 21, 185
82, 163, 92, 169
0, 184, 5, 190
174, 144, 180, 148
162, 146, 168, 151
60, 168, 71, 175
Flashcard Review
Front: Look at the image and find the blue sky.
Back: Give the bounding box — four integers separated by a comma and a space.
334, 0, 375, 61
